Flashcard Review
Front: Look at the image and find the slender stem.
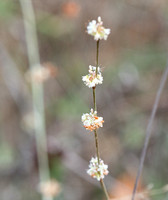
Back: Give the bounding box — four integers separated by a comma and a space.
93, 128, 109, 200
131, 65, 168, 200
94, 130, 100, 163
92, 39, 109, 200
96, 40, 100, 75
92, 87, 96, 111
19, 1, 52, 200
100, 179, 110, 200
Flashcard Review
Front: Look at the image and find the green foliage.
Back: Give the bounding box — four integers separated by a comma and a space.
50, 94, 88, 119
0, 0, 16, 20
121, 46, 167, 73
51, 158, 65, 182
37, 13, 75, 39
123, 116, 145, 149
0, 141, 15, 168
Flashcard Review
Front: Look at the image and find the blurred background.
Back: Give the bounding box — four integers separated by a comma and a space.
0, 0, 168, 199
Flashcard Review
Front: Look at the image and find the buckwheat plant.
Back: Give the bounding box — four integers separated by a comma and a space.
82, 17, 110, 199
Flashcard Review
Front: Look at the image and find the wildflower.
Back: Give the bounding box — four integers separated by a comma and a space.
87, 157, 109, 181
87, 16, 110, 41
81, 109, 104, 131
82, 65, 103, 88
25, 63, 57, 83
38, 179, 61, 198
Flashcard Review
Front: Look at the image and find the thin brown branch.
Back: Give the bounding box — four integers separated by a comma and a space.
131, 65, 168, 200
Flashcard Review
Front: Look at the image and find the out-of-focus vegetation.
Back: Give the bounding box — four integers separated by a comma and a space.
1, 0, 168, 199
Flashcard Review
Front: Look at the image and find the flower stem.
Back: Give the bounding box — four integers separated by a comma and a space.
94, 129, 109, 200
100, 179, 110, 200
94, 130, 100, 163
96, 40, 100, 75
92, 39, 110, 200
92, 87, 96, 112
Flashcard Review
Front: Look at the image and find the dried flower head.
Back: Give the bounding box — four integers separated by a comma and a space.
82, 65, 103, 88
38, 179, 61, 198
87, 157, 109, 181
25, 64, 57, 83
87, 16, 110, 41
81, 109, 104, 131
42, 62, 58, 78
62, 1, 80, 18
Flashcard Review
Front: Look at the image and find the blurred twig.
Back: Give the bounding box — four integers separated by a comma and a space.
0, 43, 36, 177
0, 42, 31, 114
131, 65, 168, 200
19, 0, 52, 200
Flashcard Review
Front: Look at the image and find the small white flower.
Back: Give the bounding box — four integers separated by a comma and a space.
82, 65, 103, 88
87, 20, 97, 34
81, 109, 104, 131
87, 157, 109, 181
87, 16, 110, 41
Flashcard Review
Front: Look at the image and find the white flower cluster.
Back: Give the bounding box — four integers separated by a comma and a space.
82, 65, 103, 88
87, 16, 110, 41
81, 109, 104, 131
87, 157, 109, 181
